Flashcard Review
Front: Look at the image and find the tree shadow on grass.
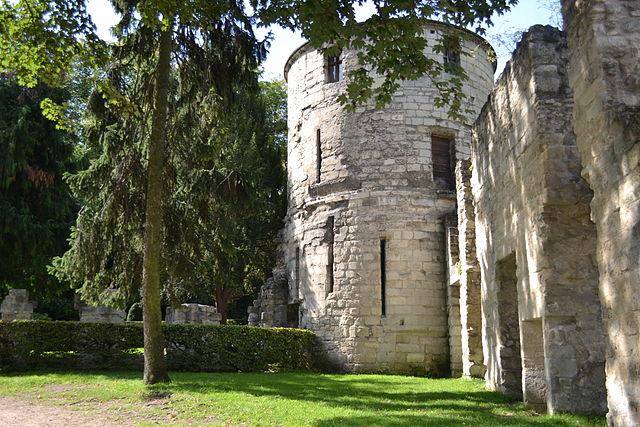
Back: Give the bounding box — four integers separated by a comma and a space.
158, 372, 601, 427
1, 371, 603, 426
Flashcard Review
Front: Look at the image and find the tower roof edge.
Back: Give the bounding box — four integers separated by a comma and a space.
283, 19, 497, 81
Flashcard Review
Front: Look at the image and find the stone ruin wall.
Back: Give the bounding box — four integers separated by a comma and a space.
561, 1, 640, 424
445, 160, 485, 379
166, 304, 221, 325
454, 160, 485, 378
283, 22, 495, 373
472, 26, 606, 414
0, 289, 34, 321
74, 295, 126, 323
247, 232, 296, 328
444, 213, 462, 377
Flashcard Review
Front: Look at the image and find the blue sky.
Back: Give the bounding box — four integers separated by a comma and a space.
86, 0, 560, 80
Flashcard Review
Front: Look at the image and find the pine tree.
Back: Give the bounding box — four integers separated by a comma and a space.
0, 77, 78, 299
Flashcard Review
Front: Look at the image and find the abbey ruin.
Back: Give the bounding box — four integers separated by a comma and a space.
249, 1, 639, 424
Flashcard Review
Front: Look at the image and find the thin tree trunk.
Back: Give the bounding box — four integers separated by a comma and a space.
215, 285, 230, 324
142, 23, 172, 385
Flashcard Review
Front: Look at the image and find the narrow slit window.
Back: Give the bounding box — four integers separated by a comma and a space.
326, 54, 342, 83
326, 216, 335, 296
295, 246, 300, 296
316, 129, 322, 183
380, 238, 387, 317
432, 135, 455, 191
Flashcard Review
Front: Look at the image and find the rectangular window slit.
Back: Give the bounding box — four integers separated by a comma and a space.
442, 35, 461, 68
295, 246, 300, 298
432, 135, 455, 191
326, 216, 334, 296
380, 238, 387, 317
316, 129, 322, 183
326, 55, 342, 83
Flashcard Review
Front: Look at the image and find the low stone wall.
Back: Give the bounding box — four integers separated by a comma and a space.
472, 26, 606, 414
74, 296, 125, 323
166, 304, 221, 325
0, 289, 33, 321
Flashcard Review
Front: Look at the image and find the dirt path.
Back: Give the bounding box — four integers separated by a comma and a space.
0, 396, 132, 427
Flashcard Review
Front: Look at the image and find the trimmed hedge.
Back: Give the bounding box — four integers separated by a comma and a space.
0, 321, 317, 372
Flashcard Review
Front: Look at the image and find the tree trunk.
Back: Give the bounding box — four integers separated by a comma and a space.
215, 285, 230, 324
142, 23, 172, 385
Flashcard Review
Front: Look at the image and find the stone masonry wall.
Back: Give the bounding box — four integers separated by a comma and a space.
284, 21, 495, 373
74, 295, 125, 323
561, 1, 640, 424
247, 267, 289, 327
0, 289, 33, 321
166, 304, 221, 325
472, 26, 606, 414
444, 213, 462, 377
455, 160, 485, 378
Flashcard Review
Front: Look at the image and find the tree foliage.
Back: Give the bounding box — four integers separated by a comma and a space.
0, 77, 79, 298
163, 79, 286, 322
0, 0, 103, 88
253, 0, 517, 119
50, 25, 285, 324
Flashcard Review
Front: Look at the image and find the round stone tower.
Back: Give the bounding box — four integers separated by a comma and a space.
283, 21, 495, 374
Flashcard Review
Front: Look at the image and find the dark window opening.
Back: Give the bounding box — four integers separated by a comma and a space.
326, 216, 335, 296
444, 49, 461, 67
316, 129, 322, 183
442, 35, 461, 68
287, 303, 300, 327
496, 253, 523, 399
326, 54, 342, 83
432, 135, 455, 191
380, 238, 387, 317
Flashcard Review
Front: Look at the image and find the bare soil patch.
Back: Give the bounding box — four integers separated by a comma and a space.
0, 396, 130, 427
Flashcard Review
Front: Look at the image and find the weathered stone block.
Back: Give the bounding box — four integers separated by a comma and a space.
166, 304, 221, 325
0, 289, 34, 321
562, 0, 640, 423
74, 295, 125, 323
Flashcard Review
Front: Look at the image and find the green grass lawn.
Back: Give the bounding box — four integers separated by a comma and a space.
0, 371, 604, 426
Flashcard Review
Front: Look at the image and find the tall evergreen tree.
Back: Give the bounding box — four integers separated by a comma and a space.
164, 79, 286, 323
50, 3, 269, 382
0, 77, 78, 299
